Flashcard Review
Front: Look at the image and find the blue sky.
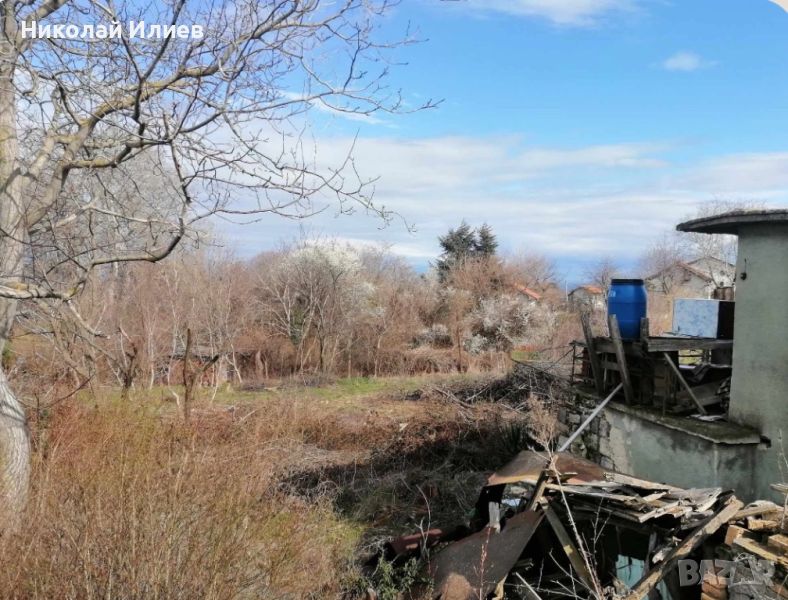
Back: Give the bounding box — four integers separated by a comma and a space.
218, 0, 788, 285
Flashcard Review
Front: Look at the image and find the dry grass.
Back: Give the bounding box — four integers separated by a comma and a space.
1, 402, 360, 599
0, 375, 527, 600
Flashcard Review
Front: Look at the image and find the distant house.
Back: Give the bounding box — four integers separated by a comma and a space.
512, 283, 542, 305
568, 285, 605, 311
645, 256, 735, 298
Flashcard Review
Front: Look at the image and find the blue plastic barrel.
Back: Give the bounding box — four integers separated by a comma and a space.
608, 279, 647, 340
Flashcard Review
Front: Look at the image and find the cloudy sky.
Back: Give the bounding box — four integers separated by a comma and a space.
216, 0, 788, 285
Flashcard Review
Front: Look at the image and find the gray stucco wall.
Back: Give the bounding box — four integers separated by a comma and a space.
599, 404, 763, 500
727, 223, 788, 499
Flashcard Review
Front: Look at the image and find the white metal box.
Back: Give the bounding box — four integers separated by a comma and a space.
672, 299, 735, 339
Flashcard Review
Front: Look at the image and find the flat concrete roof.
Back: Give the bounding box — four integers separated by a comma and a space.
677, 209, 788, 235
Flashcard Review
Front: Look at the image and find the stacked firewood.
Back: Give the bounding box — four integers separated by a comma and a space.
716, 485, 788, 600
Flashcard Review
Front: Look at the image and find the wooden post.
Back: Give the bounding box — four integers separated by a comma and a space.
542, 500, 596, 590
662, 352, 708, 415
639, 316, 650, 345
580, 312, 604, 396
525, 456, 556, 512
608, 314, 635, 405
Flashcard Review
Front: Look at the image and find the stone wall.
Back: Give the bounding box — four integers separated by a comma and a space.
555, 391, 615, 470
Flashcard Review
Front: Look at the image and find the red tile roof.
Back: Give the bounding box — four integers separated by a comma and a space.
571, 285, 604, 295
512, 283, 542, 300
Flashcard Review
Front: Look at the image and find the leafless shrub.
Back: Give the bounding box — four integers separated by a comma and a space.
523, 395, 565, 449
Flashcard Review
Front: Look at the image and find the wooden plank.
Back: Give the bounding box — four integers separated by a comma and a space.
772, 582, 788, 600
735, 501, 782, 520
676, 381, 724, 407
733, 536, 788, 570
772, 483, 788, 496
724, 524, 751, 546
580, 312, 604, 396
542, 483, 643, 504
702, 570, 727, 592
593, 338, 648, 358
767, 533, 788, 554
662, 352, 708, 415
608, 314, 635, 405
645, 337, 734, 352
525, 461, 554, 513
542, 501, 596, 590
747, 517, 780, 532
640, 317, 650, 346
623, 495, 744, 600
603, 472, 683, 492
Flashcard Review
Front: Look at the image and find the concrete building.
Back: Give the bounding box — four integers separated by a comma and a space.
564, 210, 787, 502
568, 285, 605, 311
512, 283, 542, 306
676, 209, 788, 499
644, 257, 734, 298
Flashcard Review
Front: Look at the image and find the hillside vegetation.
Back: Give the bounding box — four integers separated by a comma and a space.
0, 374, 530, 599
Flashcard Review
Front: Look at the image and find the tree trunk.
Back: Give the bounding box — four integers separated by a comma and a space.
0, 362, 29, 527
1, 18, 31, 526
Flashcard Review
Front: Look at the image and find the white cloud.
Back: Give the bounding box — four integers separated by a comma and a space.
769, 0, 788, 14
674, 152, 788, 194
459, 0, 637, 27
213, 133, 788, 281
312, 136, 668, 195
661, 51, 714, 72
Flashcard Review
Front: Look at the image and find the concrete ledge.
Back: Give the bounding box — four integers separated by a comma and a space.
605, 402, 762, 445
676, 209, 788, 234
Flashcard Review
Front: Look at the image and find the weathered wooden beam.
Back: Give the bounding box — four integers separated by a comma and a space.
623, 495, 744, 600
608, 314, 635, 405
768, 533, 788, 554
525, 459, 554, 513
542, 501, 596, 591
662, 352, 708, 415
580, 312, 604, 396
733, 536, 788, 570
640, 317, 650, 345
771, 483, 788, 496
645, 337, 733, 352
734, 501, 782, 520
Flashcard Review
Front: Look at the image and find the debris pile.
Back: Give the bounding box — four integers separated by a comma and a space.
384, 451, 788, 599
715, 485, 788, 600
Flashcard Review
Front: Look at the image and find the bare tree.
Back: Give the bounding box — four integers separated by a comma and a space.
504, 250, 557, 292
638, 233, 690, 295
584, 256, 621, 299
678, 199, 762, 266
0, 0, 433, 523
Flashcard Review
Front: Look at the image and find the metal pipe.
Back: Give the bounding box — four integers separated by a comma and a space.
559, 383, 623, 452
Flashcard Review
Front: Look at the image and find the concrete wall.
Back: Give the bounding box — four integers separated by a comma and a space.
554, 392, 767, 501
727, 223, 788, 500
645, 265, 713, 298
600, 404, 762, 500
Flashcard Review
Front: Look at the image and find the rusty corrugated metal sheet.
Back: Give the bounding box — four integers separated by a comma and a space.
426, 510, 544, 600
486, 451, 606, 487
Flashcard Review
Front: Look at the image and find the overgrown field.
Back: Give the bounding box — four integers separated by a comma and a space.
0, 374, 532, 599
